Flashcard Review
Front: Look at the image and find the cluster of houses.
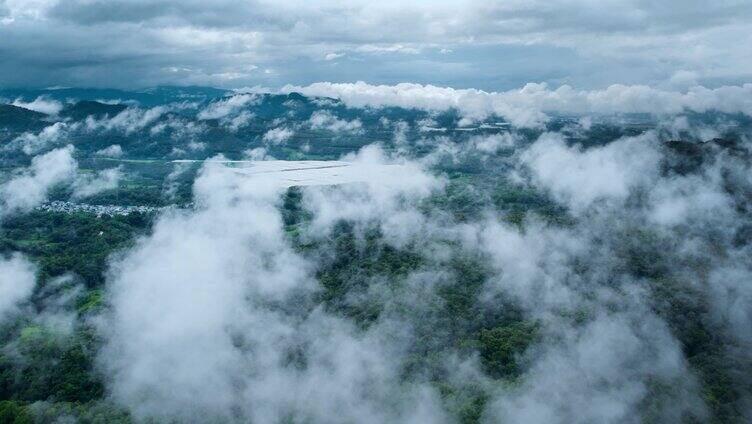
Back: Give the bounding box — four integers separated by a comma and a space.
36, 201, 166, 217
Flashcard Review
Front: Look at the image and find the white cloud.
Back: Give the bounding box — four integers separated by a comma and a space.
308, 110, 362, 133
519, 132, 662, 211
31, 273, 84, 335
161, 161, 192, 201
302, 145, 442, 247
0, 145, 77, 216
324, 52, 345, 61
95, 144, 123, 157
226, 110, 255, 131
471, 133, 517, 153
708, 261, 752, 346
647, 170, 732, 227
69, 122, 752, 422
355, 44, 421, 55
262, 127, 294, 144
151, 115, 207, 140
87, 106, 167, 134
281, 82, 752, 128
12, 121, 74, 155
72, 167, 122, 198
0, 253, 37, 321
97, 153, 448, 423
486, 310, 702, 424
197, 94, 259, 120
1, 1, 750, 88
669, 70, 700, 88
187, 141, 206, 151
11, 96, 63, 115
243, 147, 273, 161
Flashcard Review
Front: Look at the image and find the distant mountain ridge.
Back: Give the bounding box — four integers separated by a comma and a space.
0, 85, 230, 107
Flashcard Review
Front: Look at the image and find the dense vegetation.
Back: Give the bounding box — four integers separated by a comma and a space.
0, 88, 751, 423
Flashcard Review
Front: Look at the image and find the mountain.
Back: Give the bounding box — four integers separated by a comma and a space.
0, 104, 49, 132
60, 100, 128, 121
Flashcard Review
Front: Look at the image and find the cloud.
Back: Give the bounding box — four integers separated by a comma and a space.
98, 161, 304, 420
150, 115, 208, 139
647, 166, 733, 227
355, 44, 421, 55
0, 253, 37, 321
466, 146, 735, 422
470, 132, 517, 153
280, 82, 752, 127
11, 96, 63, 115
195, 94, 259, 131
297, 145, 444, 251
243, 147, 273, 161
514, 128, 752, 357
197, 94, 259, 120
669, 70, 700, 88
324, 52, 345, 61
95, 144, 123, 157
12, 122, 75, 155
0, 11, 749, 415
30, 273, 84, 335
1, 1, 750, 88
161, 161, 193, 200
86, 106, 168, 134
75, 115, 752, 423
97, 151, 449, 422
308, 110, 362, 133
519, 132, 662, 212
72, 167, 122, 199
485, 310, 704, 423
226, 110, 255, 131
262, 127, 294, 144
0, 145, 77, 216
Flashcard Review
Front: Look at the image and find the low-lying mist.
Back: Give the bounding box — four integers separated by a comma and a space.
98, 126, 752, 422
1, 88, 751, 423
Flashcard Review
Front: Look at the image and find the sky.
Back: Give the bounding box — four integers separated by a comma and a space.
1, 0, 751, 90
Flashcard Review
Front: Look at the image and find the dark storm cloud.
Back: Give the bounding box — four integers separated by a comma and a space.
478, 0, 752, 35
48, 0, 294, 29
0, 0, 750, 89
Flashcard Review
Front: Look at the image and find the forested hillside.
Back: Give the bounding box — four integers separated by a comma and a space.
0, 87, 751, 423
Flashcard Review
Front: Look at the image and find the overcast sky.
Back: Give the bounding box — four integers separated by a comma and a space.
1, 0, 751, 90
